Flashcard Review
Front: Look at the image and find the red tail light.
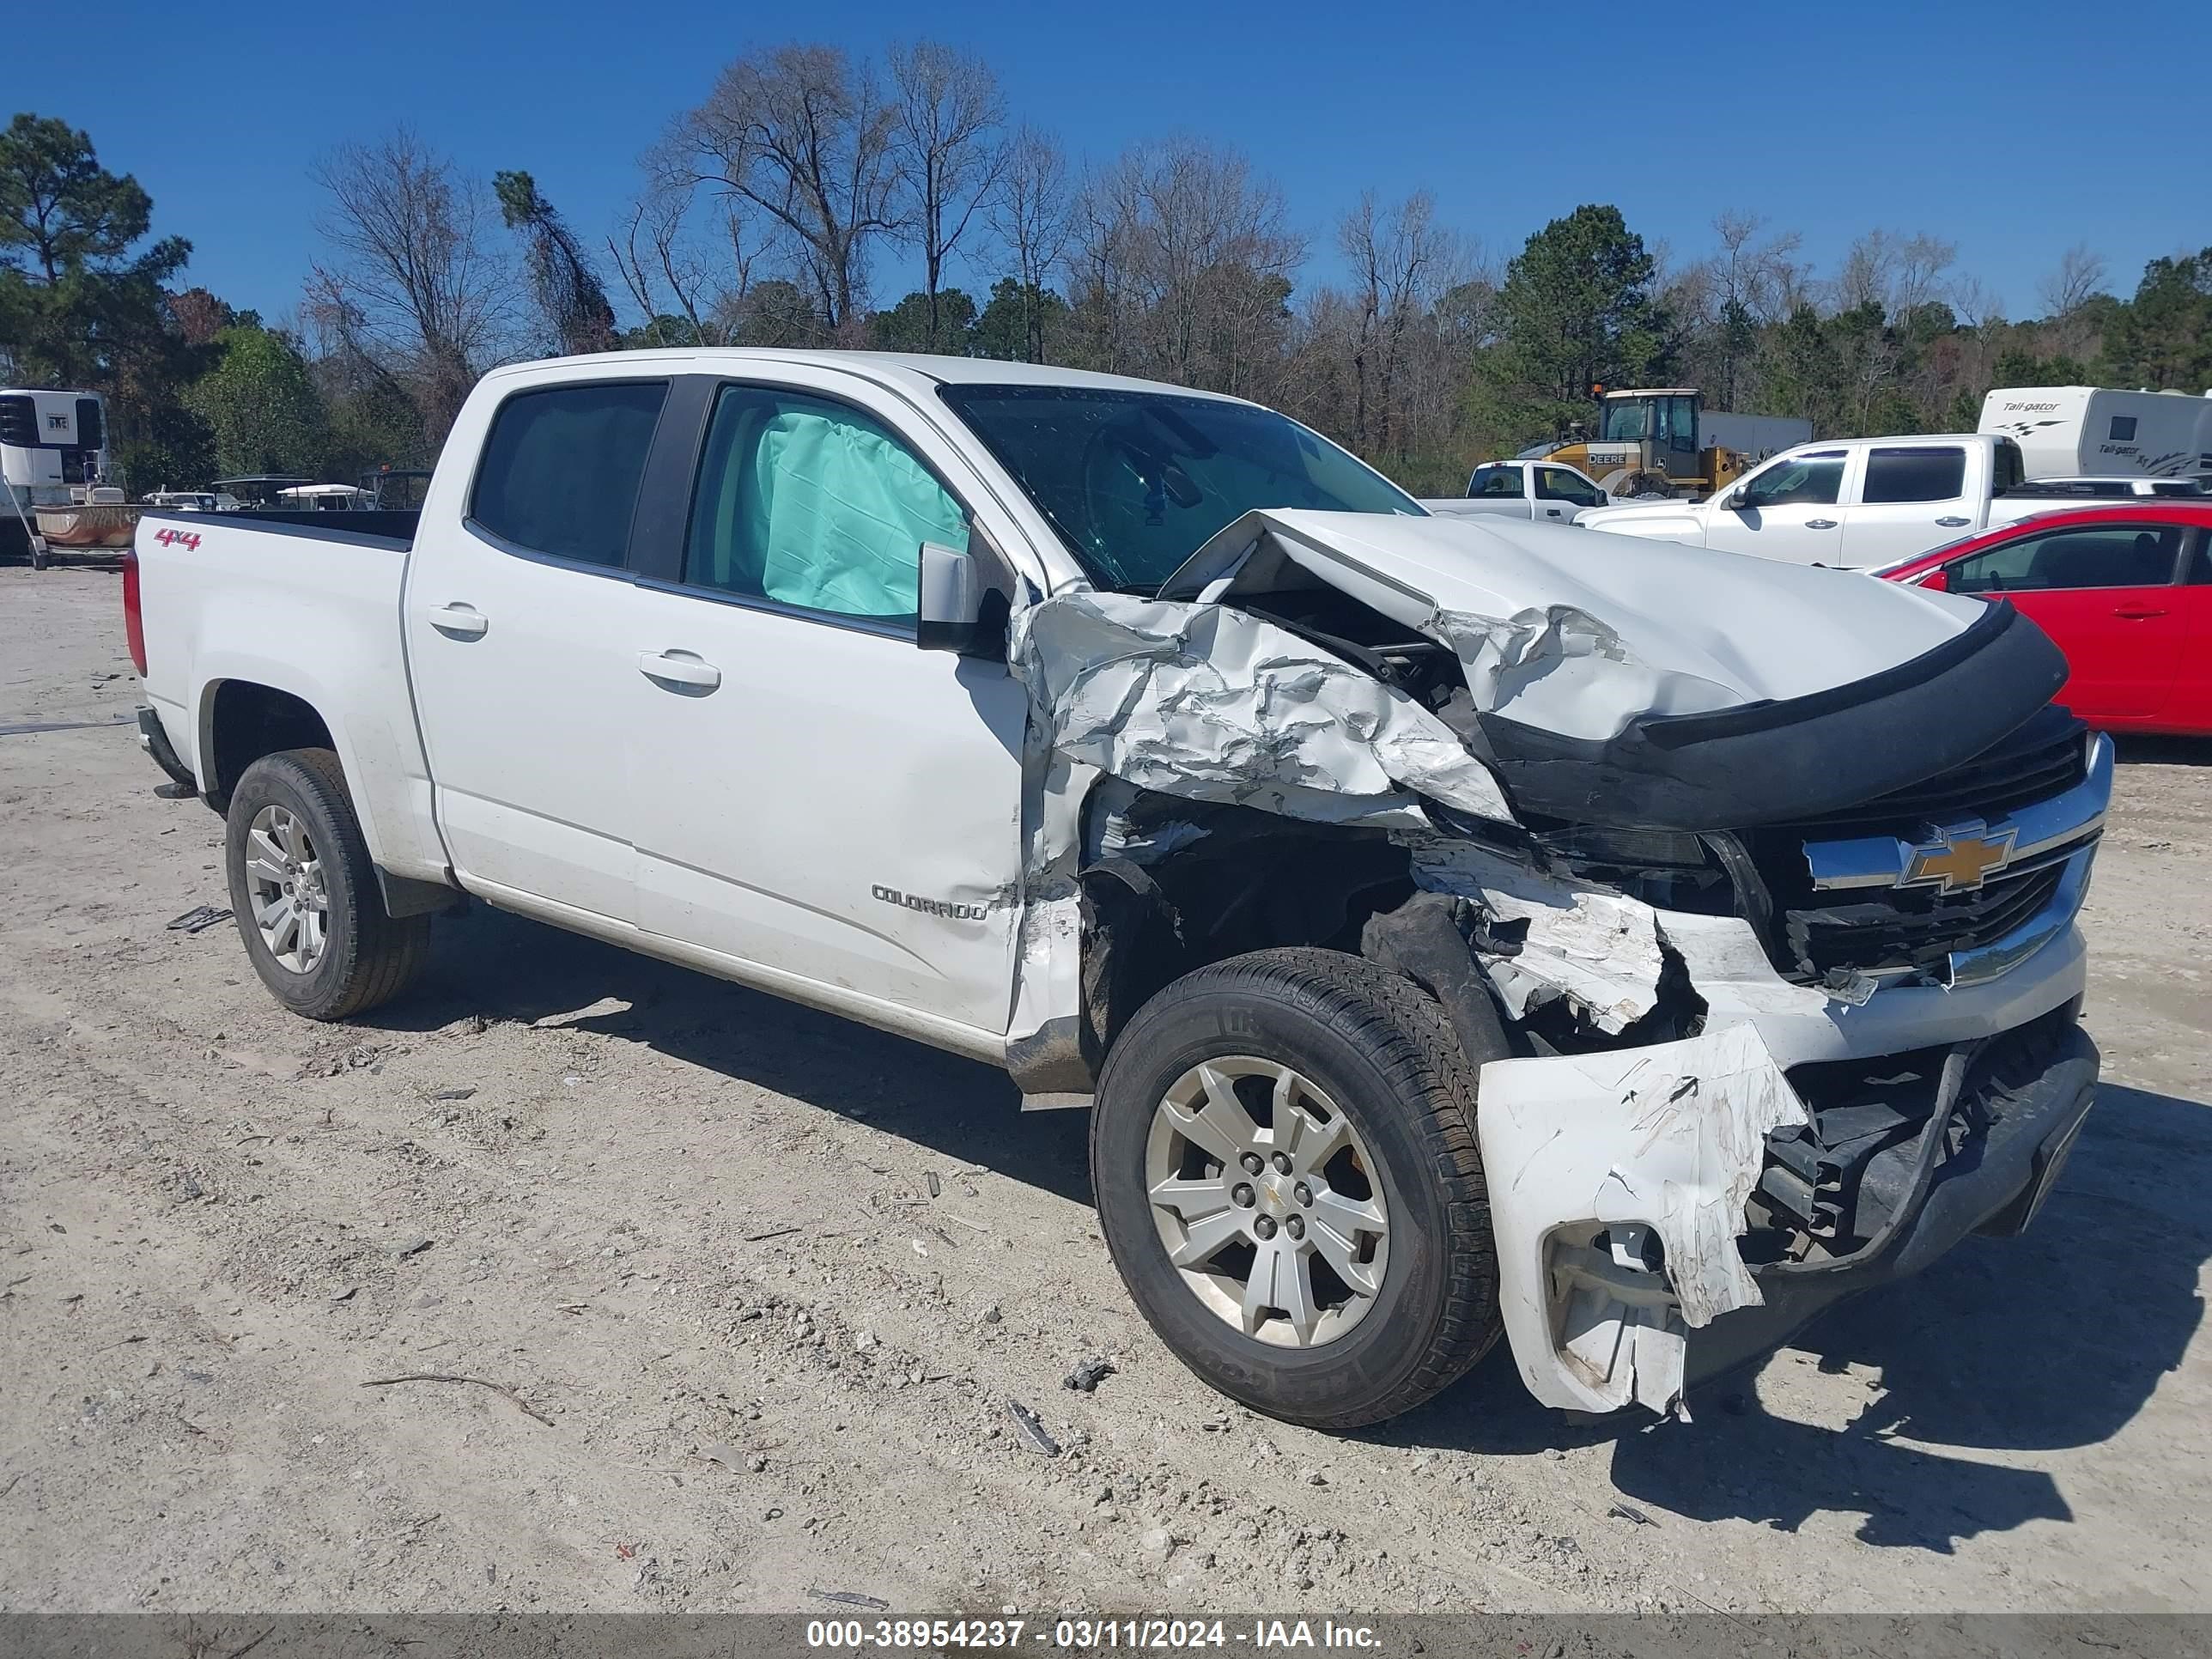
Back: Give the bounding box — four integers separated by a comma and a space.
123, 549, 147, 676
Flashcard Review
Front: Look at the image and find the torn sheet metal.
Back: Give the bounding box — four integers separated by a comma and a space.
1396, 832, 1665, 1035
1009, 588, 1514, 826
1159, 507, 1984, 743
1478, 1022, 1809, 1416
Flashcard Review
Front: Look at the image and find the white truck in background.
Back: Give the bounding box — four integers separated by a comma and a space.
126, 348, 2107, 1430
1421, 459, 1611, 523
1572, 431, 2115, 568
1980, 386, 2212, 483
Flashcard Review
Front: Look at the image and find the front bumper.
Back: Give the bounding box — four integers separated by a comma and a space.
1478, 1006, 2100, 1417
1683, 1016, 2098, 1389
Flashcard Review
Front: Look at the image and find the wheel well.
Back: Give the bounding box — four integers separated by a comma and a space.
1079, 793, 1414, 1066
204, 682, 336, 810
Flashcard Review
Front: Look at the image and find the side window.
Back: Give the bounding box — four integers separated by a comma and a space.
1469, 466, 1522, 497
1862, 447, 1966, 503
1536, 468, 1602, 506
1992, 440, 2026, 492
1950, 525, 2184, 594
471, 381, 668, 568
1740, 453, 1845, 508
684, 385, 969, 624
2185, 531, 2211, 586
2109, 416, 2137, 442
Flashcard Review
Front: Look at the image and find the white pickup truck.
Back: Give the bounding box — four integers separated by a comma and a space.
1420, 459, 1611, 523
128, 349, 2109, 1428
1575, 431, 2081, 568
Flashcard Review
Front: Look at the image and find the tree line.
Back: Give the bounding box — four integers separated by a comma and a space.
3, 56, 2209, 498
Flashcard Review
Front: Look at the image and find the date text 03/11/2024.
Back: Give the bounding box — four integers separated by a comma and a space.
803, 1618, 1383, 1650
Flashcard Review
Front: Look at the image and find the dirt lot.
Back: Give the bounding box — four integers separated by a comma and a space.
3, 561, 2208, 1615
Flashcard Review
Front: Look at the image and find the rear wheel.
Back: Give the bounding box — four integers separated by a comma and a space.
1091, 948, 1501, 1429
223, 748, 429, 1020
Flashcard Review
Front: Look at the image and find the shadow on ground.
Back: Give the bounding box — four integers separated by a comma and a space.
357, 902, 2209, 1553
363, 896, 1092, 1206
1389, 1079, 2210, 1552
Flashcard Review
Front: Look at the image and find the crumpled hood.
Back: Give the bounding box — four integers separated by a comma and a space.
1161, 508, 1988, 742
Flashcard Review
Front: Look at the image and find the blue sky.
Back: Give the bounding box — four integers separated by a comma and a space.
5, 0, 2202, 325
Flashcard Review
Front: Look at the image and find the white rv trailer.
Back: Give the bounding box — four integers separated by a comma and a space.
3, 388, 112, 558
1978, 386, 2212, 481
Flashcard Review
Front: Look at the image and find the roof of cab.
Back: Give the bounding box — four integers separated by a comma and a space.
478, 348, 1251, 404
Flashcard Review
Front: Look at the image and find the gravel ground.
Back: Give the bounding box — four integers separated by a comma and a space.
2, 561, 2208, 1614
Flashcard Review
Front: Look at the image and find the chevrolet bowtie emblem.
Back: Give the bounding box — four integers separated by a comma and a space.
1900, 824, 2019, 893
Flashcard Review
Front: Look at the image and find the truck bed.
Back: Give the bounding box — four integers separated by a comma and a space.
133, 507, 446, 884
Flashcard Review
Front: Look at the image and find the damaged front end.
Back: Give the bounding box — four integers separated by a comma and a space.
1002, 507, 2106, 1419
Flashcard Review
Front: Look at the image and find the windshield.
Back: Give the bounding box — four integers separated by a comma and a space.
1599, 400, 1649, 441
938, 384, 1423, 591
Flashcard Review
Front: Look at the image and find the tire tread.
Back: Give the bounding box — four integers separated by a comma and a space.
228, 747, 430, 1020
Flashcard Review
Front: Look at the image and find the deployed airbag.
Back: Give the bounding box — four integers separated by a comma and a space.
729, 410, 969, 617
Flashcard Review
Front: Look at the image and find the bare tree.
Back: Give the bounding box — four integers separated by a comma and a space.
1833, 228, 1955, 319
887, 40, 1004, 351
608, 152, 763, 349
999, 129, 1075, 362
677, 44, 899, 337
1070, 137, 1303, 397
986, 125, 1072, 362
1705, 210, 1803, 405
2038, 242, 2108, 319
1335, 190, 1455, 453
307, 129, 518, 442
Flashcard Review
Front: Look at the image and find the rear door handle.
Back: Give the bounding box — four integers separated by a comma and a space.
1806, 519, 1838, 530
1545, 507, 1562, 518
638, 650, 722, 691
1936, 515, 1972, 527
2112, 605, 2169, 619
426, 602, 488, 638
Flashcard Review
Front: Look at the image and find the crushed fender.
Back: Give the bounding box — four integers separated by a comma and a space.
1010, 589, 1514, 826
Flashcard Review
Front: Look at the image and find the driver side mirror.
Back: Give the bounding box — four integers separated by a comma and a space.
917, 541, 1006, 658
1722, 485, 1750, 510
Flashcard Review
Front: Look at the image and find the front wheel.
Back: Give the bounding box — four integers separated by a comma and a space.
1091, 948, 1501, 1430
223, 748, 430, 1020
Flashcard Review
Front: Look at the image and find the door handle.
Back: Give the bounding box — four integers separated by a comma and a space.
638, 650, 722, 691
2112, 605, 2168, 620
1806, 519, 1838, 530
426, 602, 489, 638
1545, 507, 1562, 518
1935, 515, 1971, 527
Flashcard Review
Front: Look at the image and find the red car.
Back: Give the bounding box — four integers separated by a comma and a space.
1878, 501, 2212, 736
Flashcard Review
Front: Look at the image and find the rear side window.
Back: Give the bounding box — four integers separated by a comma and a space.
1950, 524, 2184, 594
1862, 447, 1966, 503
471, 381, 668, 568
1993, 440, 2027, 493
1469, 466, 1522, 497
